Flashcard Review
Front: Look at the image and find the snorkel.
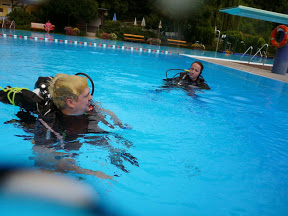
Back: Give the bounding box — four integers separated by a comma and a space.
75, 73, 95, 113
75, 73, 95, 96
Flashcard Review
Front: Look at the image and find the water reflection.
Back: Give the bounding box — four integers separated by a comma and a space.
5, 109, 138, 180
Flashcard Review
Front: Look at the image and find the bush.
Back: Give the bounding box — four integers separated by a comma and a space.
103, 20, 121, 33
96, 29, 104, 38
118, 25, 157, 40
194, 26, 215, 45
242, 34, 266, 49
102, 21, 157, 41
147, 38, 161, 45
110, 33, 117, 40
191, 43, 205, 50
7, 9, 35, 26
64, 27, 80, 36
99, 32, 117, 40
225, 30, 244, 41
219, 31, 267, 53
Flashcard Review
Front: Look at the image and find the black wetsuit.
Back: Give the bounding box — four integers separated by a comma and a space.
164, 72, 210, 90
0, 76, 100, 141
0, 77, 138, 172
0, 77, 56, 116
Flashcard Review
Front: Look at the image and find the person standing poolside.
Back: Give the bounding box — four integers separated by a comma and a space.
44, 20, 53, 33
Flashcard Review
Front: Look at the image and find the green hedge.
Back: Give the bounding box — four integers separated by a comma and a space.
102, 20, 157, 40
7, 9, 35, 26
220, 30, 267, 54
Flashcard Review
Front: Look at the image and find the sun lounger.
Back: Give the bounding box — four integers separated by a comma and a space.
167, 39, 188, 47
31, 22, 55, 32
123, 34, 145, 43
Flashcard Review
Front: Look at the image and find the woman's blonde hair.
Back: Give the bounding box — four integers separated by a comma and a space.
48, 74, 88, 110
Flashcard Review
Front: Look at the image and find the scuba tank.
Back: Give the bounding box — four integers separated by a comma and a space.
33, 76, 53, 99
165, 69, 189, 86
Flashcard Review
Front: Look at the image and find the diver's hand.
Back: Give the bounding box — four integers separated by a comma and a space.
99, 107, 132, 129
98, 115, 115, 129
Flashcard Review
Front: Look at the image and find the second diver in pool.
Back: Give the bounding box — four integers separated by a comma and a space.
164, 61, 210, 90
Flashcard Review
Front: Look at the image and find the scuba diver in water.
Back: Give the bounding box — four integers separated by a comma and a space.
163, 61, 210, 91
0, 73, 138, 177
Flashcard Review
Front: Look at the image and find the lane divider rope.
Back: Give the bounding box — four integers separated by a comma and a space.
0, 33, 174, 55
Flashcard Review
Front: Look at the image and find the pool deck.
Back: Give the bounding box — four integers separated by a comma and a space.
181, 54, 288, 83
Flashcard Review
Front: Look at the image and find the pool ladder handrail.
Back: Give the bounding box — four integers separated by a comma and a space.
240, 46, 253, 63
9, 20, 15, 29
1, 17, 4, 28
251, 43, 269, 65
215, 30, 221, 53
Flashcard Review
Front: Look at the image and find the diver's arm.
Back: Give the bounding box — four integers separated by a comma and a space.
99, 108, 125, 128
0, 87, 42, 112
201, 83, 210, 90
195, 81, 210, 90
194, 77, 210, 90
93, 103, 131, 129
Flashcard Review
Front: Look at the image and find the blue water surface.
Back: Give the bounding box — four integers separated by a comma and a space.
1, 29, 274, 64
0, 30, 287, 216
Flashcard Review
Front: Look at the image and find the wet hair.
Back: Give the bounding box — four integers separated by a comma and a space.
48, 74, 88, 110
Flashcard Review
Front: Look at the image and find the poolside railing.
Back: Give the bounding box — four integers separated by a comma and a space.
241, 46, 253, 63
251, 43, 269, 65
9, 20, 15, 29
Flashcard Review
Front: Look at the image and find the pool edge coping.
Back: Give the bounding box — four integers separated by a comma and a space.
181, 54, 288, 83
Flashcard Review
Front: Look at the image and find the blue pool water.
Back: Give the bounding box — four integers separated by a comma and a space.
1, 29, 274, 64
0, 30, 287, 216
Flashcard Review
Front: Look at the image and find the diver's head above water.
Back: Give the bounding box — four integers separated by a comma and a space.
189, 61, 204, 81
48, 74, 93, 115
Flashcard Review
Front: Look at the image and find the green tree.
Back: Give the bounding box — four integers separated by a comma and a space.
36, 0, 98, 32
7, 8, 35, 26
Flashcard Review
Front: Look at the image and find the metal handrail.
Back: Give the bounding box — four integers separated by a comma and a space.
262, 45, 269, 65
215, 30, 220, 53
240, 46, 253, 63
9, 20, 14, 29
256, 48, 263, 57
251, 43, 269, 65
1, 17, 4, 28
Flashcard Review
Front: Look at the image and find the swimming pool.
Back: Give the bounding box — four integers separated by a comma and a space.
0, 30, 287, 216
1, 29, 274, 64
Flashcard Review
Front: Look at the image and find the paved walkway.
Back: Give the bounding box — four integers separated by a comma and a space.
181, 54, 288, 83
